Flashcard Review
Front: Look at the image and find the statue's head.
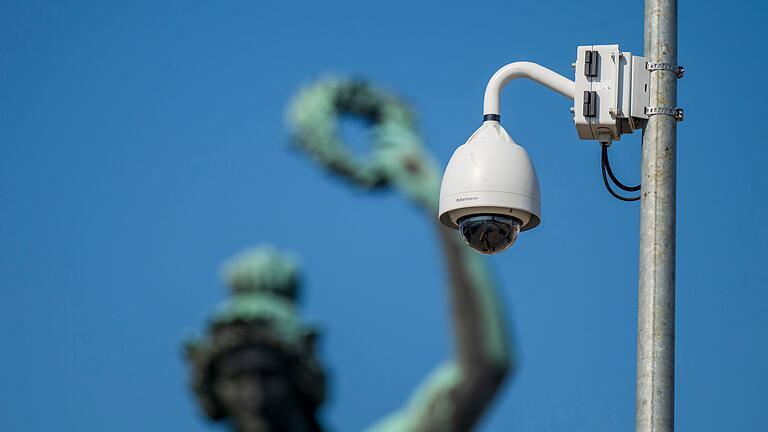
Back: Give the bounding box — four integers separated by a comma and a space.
185, 246, 326, 432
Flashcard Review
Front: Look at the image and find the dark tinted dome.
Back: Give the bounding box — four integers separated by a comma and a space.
457, 214, 522, 254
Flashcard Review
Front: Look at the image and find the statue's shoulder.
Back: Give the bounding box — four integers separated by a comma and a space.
365, 362, 462, 432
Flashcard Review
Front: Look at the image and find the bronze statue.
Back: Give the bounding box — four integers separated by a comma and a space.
185, 247, 326, 432
184, 78, 515, 431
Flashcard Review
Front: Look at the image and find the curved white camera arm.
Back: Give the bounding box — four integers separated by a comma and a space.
482, 46, 651, 144
483, 62, 575, 119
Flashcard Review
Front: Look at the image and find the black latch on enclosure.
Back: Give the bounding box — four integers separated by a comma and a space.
583, 91, 597, 117
584, 50, 599, 77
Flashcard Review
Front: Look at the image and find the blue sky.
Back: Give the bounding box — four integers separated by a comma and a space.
1, 1, 766, 431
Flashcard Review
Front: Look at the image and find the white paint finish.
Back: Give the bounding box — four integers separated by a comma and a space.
482, 62, 575, 117
438, 122, 541, 231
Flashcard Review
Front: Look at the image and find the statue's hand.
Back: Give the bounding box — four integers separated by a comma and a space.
373, 123, 440, 212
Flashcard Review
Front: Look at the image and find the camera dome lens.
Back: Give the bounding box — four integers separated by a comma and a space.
457, 214, 522, 254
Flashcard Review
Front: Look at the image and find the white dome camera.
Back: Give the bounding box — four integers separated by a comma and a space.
438, 62, 576, 254
438, 120, 541, 254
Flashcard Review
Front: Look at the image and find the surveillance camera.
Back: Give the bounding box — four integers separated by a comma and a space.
438, 121, 541, 254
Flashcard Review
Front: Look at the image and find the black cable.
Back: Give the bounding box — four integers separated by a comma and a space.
601, 145, 640, 202
602, 144, 641, 192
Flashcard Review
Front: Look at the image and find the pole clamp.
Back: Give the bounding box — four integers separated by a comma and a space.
646, 61, 685, 78
644, 106, 684, 121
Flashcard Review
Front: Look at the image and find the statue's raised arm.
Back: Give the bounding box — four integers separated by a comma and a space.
366, 226, 510, 432
289, 79, 513, 431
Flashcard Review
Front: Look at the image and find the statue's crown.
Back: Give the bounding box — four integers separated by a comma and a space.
222, 245, 300, 301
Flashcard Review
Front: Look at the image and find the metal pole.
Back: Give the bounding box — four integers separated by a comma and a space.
636, 0, 677, 431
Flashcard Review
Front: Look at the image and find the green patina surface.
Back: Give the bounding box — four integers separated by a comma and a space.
210, 247, 307, 345
288, 77, 441, 211
184, 246, 307, 340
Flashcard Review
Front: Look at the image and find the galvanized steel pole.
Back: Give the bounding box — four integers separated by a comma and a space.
636, 0, 678, 431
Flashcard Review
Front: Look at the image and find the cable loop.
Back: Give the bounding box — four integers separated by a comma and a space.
602, 145, 641, 192
601, 144, 640, 202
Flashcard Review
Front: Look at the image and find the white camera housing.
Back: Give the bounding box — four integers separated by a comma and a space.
438, 121, 541, 231
438, 46, 653, 252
